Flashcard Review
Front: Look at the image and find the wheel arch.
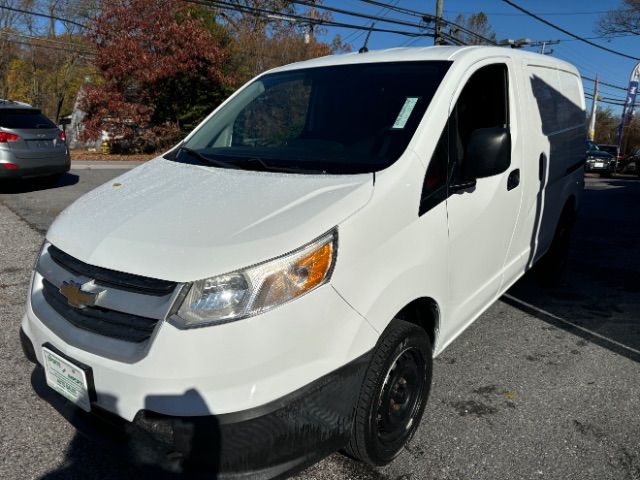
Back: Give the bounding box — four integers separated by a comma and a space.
393, 297, 440, 350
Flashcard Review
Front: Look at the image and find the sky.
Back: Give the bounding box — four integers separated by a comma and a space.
317, 0, 637, 115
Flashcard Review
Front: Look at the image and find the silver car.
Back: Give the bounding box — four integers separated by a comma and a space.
0, 100, 70, 180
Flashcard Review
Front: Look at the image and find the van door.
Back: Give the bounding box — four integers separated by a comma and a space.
445, 61, 523, 332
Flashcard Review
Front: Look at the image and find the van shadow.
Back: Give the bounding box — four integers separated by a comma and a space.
0, 172, 78, 194
505, 176, 640, 363
31, 366, 220, 479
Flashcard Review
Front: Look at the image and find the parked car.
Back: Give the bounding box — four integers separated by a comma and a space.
585, 143, 616, 176
0, 99, 70, 181
619, 148, 640, 176
20, 47, 585, 477
597, 143, 624, 171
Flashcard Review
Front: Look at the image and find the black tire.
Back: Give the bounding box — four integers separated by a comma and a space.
536, 204, 576, 283
345, 319, 432, 466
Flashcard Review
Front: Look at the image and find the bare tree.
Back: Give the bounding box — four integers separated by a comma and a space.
598, 0, 640, 36
0, 0, 21, 97
451, 12, 496, 45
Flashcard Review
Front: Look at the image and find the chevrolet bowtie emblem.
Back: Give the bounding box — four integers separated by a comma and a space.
59, 280, 104, 309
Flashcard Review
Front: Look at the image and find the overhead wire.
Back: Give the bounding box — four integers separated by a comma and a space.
0, 33, 93, 57
287, 0, 434, 32
184, 0, 429, 38
344, 0, 400, 45
0, 4, 86, 29
501, 0, 640, 61
355, 0, 498, 45
446, 10, 609, 17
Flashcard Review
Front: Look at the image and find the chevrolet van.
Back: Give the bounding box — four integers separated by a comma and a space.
20, 46, 585, 478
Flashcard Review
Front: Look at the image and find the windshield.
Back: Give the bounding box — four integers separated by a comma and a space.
598, 145, 617, 155
172, 61, 451, 174
0, 109, 56, 129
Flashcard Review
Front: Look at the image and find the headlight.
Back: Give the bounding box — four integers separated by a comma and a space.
171, 229, 337, 328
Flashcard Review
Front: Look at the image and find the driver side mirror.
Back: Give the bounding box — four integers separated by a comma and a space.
464, 127, 511, 179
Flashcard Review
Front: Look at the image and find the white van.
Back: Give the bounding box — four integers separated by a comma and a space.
20, 46, 585, 477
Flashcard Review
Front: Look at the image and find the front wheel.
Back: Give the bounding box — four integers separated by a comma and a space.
345, 319, 432, 466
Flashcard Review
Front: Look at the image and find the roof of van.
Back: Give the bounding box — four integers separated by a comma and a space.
270, 45, 577, 74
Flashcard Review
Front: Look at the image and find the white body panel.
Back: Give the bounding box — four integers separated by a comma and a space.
23, 46, 585, 418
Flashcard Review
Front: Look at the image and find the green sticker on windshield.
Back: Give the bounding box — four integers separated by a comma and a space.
392, 97, 420, 130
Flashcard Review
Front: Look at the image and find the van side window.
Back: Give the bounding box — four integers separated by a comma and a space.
419, 63, 509, 216
450, 64, 509, 181
419, 122, 449, 215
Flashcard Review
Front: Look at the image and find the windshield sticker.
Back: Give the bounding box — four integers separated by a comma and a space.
392, 97, 420, 129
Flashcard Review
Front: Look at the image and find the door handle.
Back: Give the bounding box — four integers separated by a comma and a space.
507, 169, 520, 191
539, 153, 546, 181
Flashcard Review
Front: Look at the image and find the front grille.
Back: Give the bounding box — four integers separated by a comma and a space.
48, 245, 176, 297
42, 279, 159, 343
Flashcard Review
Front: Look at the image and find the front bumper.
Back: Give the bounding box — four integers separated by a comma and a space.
23, 274, 377, 420
0, 161, 70, 179
22, 329, 370, 478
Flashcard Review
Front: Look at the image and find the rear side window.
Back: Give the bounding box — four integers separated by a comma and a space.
528, 66, 583, 135
0, 109, 56, 129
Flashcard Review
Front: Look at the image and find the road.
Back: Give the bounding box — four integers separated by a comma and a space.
1, 165, 639, 480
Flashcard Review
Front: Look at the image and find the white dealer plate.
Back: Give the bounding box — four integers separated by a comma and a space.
42, 347, 91, 412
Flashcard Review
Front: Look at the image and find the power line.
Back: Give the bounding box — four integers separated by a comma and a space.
355, 0, 498, 45
287, 0, 431, 32
560, 33, 637, 42
582, 75, 628, 92
1, 31, 90, 51
0, 33, 93, 57
0, 4, 86, 29
344, 0, 400, 44
585, 93, 626, 107
501, 0, 640, 61
185, 0, 430, 38
445, 10, 609, 17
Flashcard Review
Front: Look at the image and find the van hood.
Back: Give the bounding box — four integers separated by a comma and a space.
47, 158, 373, 282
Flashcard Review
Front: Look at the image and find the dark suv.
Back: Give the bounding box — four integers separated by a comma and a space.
586, 142, 615, 177
0, 100, 70, 180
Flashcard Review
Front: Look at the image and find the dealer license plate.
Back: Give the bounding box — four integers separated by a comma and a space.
42, 347, 91, 412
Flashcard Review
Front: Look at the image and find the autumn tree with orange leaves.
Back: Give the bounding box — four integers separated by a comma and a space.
80, 0, 230, 152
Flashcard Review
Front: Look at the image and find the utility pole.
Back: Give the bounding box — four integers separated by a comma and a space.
536, 39, 559, 55
587, 74, 599, 141
434, 0, 444, 45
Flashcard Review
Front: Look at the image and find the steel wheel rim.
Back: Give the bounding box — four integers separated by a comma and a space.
375, 346, 426, 446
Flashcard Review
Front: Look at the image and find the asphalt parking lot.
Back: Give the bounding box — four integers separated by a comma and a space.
1, 165, 639, 480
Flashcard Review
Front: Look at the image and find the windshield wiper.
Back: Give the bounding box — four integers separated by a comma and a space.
179, 148, 326, 174
237, 157, 327, 174
179, 147, 241, 170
